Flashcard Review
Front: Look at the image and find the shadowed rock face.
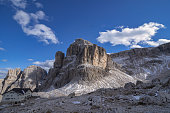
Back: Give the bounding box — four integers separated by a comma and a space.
54, 51, 65, 68
111, 42, 170, 80
42, 39, 135, 95
0, 66, 47, 94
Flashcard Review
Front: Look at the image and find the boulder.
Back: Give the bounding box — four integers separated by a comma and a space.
124, 82, 135, 89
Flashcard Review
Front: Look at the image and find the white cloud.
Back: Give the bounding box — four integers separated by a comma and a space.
10, 0, 59, 44
10, 0, 27, 9
13, 10, 59, 44
97, 22, 170, 48
35, 2, 43, 8
13, 10, 30, 26
27, 59, 33, 61
157, 39, 170, 45
35, 11, 45, 19
33, 60, 54, 71
30, 11, 46, 22
146, 39, 170, 47
0, 47, 5, 51
23, 24, 59, 44
130, 45, 143, 48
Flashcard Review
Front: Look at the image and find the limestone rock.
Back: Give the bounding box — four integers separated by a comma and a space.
66, 38, 108, 69
21, 65, 47, 91
0, 65, 47, 94
44, 38, 136, 95
0, 68, 22, 94
111, 42, 170, 80
0, 79, 3, 93
54, 51, 65, 68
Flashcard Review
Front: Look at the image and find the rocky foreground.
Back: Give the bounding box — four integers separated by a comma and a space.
0, 77, 170, 113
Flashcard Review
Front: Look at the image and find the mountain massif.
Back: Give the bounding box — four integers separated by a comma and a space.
39, 39, 135, 96
0, 39, 170, 113
0, 39, 170, 97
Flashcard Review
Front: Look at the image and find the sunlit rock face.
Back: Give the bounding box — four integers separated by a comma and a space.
0, 66, 47, 94
66, 39, 108, 69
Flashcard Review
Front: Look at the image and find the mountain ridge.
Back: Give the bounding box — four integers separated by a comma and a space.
111, 42, 170, 80
1, 39, 170, 96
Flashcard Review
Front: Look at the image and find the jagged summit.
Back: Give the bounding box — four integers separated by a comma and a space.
0, 66, 47, 94
72, 38, 93, 46
66, 38, 108, 68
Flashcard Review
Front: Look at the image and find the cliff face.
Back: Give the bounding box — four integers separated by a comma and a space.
0, 66, 47, 94
42, 39, 135, 95
0, 68, 22, 94
66, 39, 108, 69
111, 42, 170, 80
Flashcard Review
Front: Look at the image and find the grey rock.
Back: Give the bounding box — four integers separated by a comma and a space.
124, 82, 135, 90
0, 65, 47, 94
111, 42, 170, 81
43, 39, 135, 95
54, 51, 65, 68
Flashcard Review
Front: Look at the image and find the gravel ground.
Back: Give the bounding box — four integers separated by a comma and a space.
0, 88, 170, 113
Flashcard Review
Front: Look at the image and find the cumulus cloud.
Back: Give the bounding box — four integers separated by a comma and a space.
13, 10, 30, 26
33, 60, 54, 71
30, 11, 46, 22
13, 10, 59, 44
130, 45, 143, 48
23, 24, 58, 44
146, 39, 170, 47
10, 0, 27, 9
35, 2, 43, 8
10, 0, 59, 44
97, 22, 170, 48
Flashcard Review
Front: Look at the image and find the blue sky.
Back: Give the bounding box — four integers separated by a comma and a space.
0, 0, 170, 78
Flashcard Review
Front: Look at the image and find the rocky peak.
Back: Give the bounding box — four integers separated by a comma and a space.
6, 68, 22, 80
66, 38, 93, 56
66, 38, 108, 69
42, 39, 135, 94
73, 38, 93, 46
0, 65, 47, 94
1, 68, 22, 94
